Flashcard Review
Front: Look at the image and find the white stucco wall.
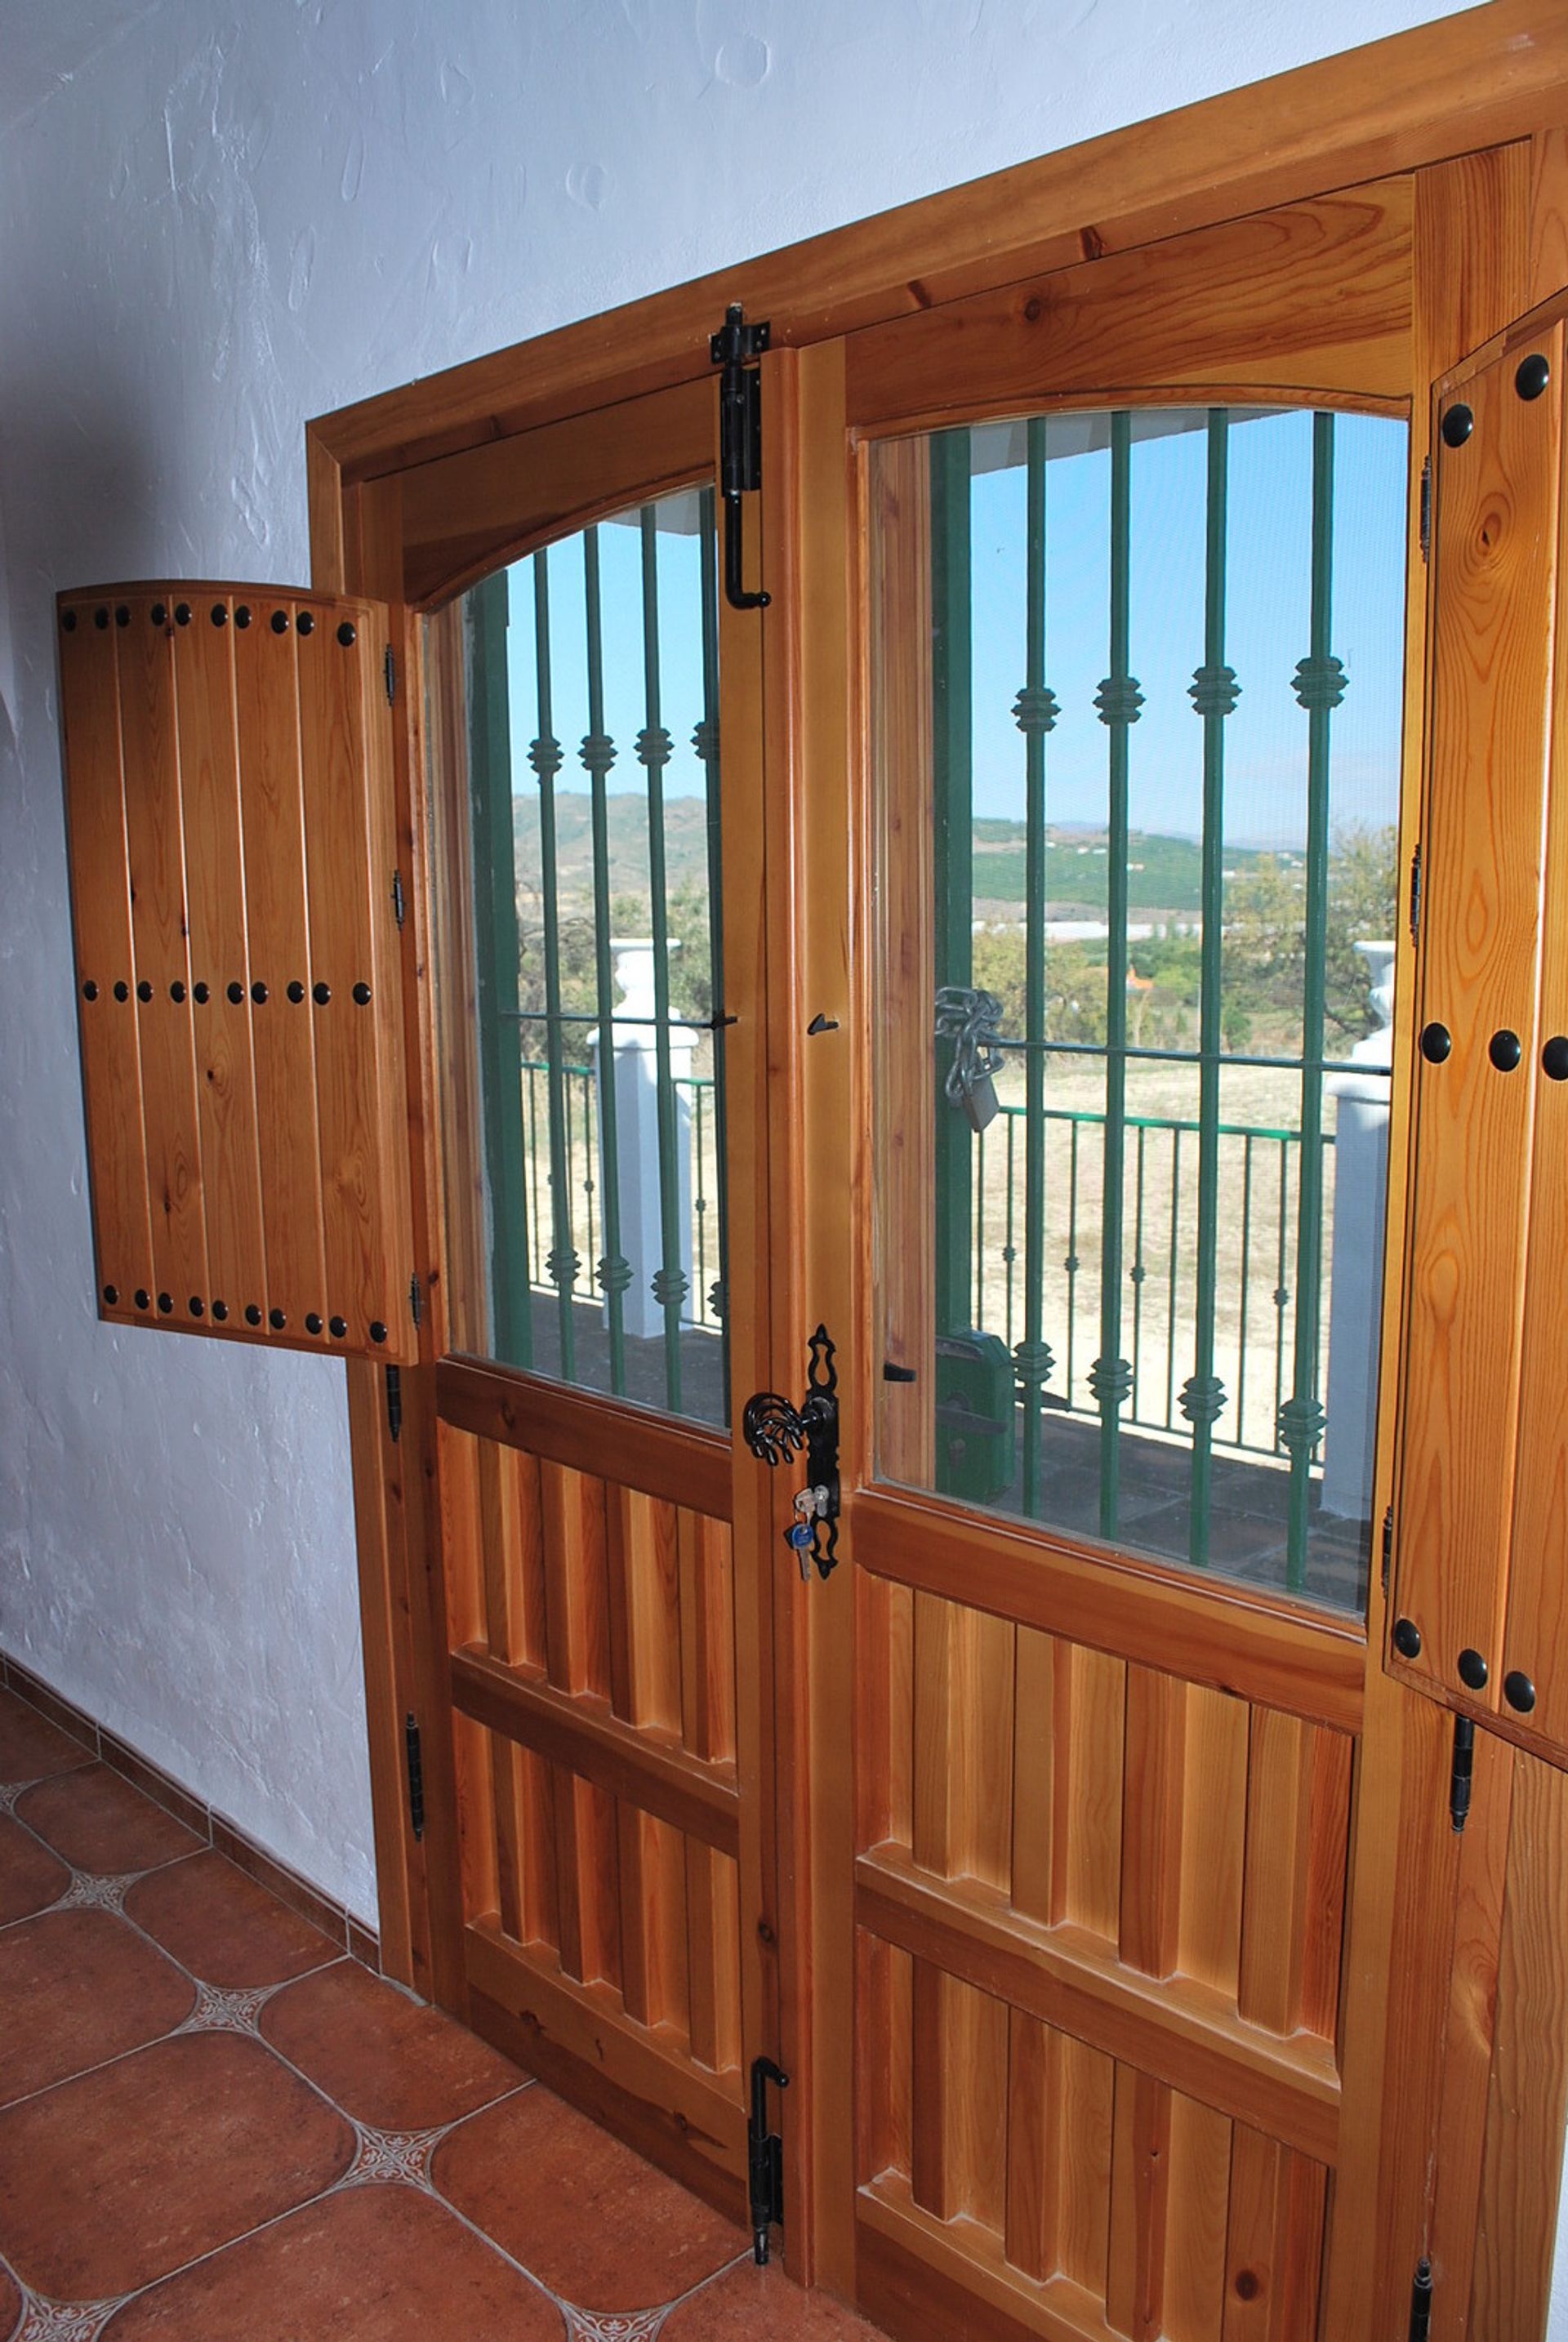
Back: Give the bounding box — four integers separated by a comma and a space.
12, 0, 1566, 2316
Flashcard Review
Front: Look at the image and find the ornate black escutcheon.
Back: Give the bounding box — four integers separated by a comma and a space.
742, 1324, 840, 1578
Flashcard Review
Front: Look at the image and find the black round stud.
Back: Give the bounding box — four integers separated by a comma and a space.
1441, 403, 1475, 448
1544, 1035, 1568, 1081
61, 609, 77, 632
188, 1296, 204, 1318
369, 1320, 388, 1345
211, 1299, 229, 1322
227, 981, 244, 1005
296, 611, 314, 637
114, 981, 130, 1003
329, 1316, 348, 1339
115, 605, 129, 627
211, 603, 227, 626
174, 602, 191, 627
336, 621, 356, 647
94, 607, 109, 630
171, 980, 186, 1004
102, 1284, 118, 1307
1420, 1021, 1452, 1064
1516, 352, 1551, 402
235, 605, 252, 630
305, 1311, 323, 1335
287, 980, 305, 1004
1458, 1647, 1490, 1691
251, 981, 268, 1004
1489, 1028, 1521, 1072
82, 979, 98, 1001
151, 602, 167, 626
1393, 1617, 1423, 1659
134, 1289, 150, 1311
193, 982, 210, 1004
312, 982, 331, 1005
157, 1292, 174, 1316
1503, 1669, 1537, 1714
352, 982, 372, 1006
270, 1307, 287, 1331
136, 979, 153, 1003
270, 610, 290, 634
244, 1303, 263, 1326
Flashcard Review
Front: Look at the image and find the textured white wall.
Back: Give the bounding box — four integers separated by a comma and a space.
0, 0, 1491, 2016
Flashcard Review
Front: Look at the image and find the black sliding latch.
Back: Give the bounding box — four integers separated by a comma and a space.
711, 303, 771, 612
385, 1363, 403, 1445
1450, 1715, 1476, 1833
404, 1712, 425, 1841
747, 2055, 789, 2264
742, 1325, 840, 1578
1409, 2255, 1433, 2341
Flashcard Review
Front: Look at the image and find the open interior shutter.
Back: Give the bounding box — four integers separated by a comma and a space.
57, 583, 415, 1365
1388, 296, 1568, 1764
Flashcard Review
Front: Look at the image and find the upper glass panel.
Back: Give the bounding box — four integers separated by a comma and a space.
430, 485, 730, 1428
871, 407, 1409, 1615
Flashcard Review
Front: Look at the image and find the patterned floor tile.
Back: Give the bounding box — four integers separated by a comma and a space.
259, 1957, 522, 2129
431, 2087, 744, 2314
0, 2033, 353, 2300
0, 1818, 69, 1929
123, 1853, 337, 1990
13, 1771, 199, 1880
660, 2263, 886, 2339
0, 1697, 91, 1791
100, 2186, 565, 2340
0, 1911, 194, 2107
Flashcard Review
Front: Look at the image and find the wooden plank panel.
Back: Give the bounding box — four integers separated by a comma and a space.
1392, 316, 1564, 1712
684, 1841, 742, 2076
1163, 2090, 1232, 2342
678, 1508, 736, 1767
848, 185, 1412, 430
437, 1355, 732, 1521
117, 603, 208, 1318
57, 603, 155, 1312
1222, 2126, 1326, 2342
1013, 1633, 1128, 1941
858, 1849, 1339, 2166
452, 1707, 499, 1929
854, 1487, 1364, 1734
172, 599, 268, 1320
450, 1643, 740, 1854
1004, 2014, 1117, 2296
608, 1489, 683, 1735
910, 1964, 1009, 2232
617, 1802, 688, 2038
857, 1929, 913, 2189
297, 603, 394, 1349
912, 1596, 1014, 1890
857, 1573, 914, 1856
539, 1463, 611, 1699
1107, 2069, 1171, 2342
1120, 1668, 1187, 1981
234, 598, 327, 1334
1177, 1685, 1248, 2006
474, 1436, 540, 1667
860, 2179, 1123, 2342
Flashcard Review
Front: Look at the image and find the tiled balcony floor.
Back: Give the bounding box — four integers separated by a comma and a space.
0, 1685, 882, 2341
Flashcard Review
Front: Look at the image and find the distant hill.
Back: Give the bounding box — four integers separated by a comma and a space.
513, 791, 713, 905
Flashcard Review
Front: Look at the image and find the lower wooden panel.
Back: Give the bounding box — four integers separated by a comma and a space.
466, 1918, 746, 2222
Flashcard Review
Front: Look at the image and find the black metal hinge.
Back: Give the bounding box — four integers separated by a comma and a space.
392, 870, 406, 930
1419, 454, 1432, 563
385, 1362, 403, 1445
1409, 2255, 1433, 2340
404, 1712, 425, 1841
1450, 1716, 1476, 1833
409, 1273, 422, 1329
1409, 841, 1423, 950
747, 2055, 789, 2264
1381, 1503, 1394, 1595
384, 645, 396, 706
711, 303, 771, 612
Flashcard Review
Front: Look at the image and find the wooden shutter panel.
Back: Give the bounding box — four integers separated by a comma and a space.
57, 584, 415, 1365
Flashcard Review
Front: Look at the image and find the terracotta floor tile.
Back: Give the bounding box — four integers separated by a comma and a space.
432, 2086, 744, 2312
103, 2184, 564, 2340
124, 1850, 338, 1988
0, 1690, 91, 1787
662, 2263, 890, 2339
0, 2032, 353, 2300
0, 2259, 18, 2340
14, 1765, 201, 1877
260, 1957, 521, 2129
0, 1909, 194, 2106
0, 1813, 69, 1926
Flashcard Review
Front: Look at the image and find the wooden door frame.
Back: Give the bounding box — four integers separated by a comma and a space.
309, 7, 1568, 2325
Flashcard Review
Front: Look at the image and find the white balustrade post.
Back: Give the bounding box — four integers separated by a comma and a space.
590, 938, 694, 1343
1321, 941, 1394, 1521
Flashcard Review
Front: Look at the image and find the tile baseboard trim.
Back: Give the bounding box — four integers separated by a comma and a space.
0, 1645, 381, 1976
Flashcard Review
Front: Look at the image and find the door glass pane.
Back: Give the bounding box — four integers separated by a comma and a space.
428, 485, 729, 1427
871, 408, 1408, 1614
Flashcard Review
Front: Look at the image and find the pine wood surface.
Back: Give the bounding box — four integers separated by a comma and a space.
436, 1357, 731, 1521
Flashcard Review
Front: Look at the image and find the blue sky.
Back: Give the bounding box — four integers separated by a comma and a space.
498, 407, 1410, 851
